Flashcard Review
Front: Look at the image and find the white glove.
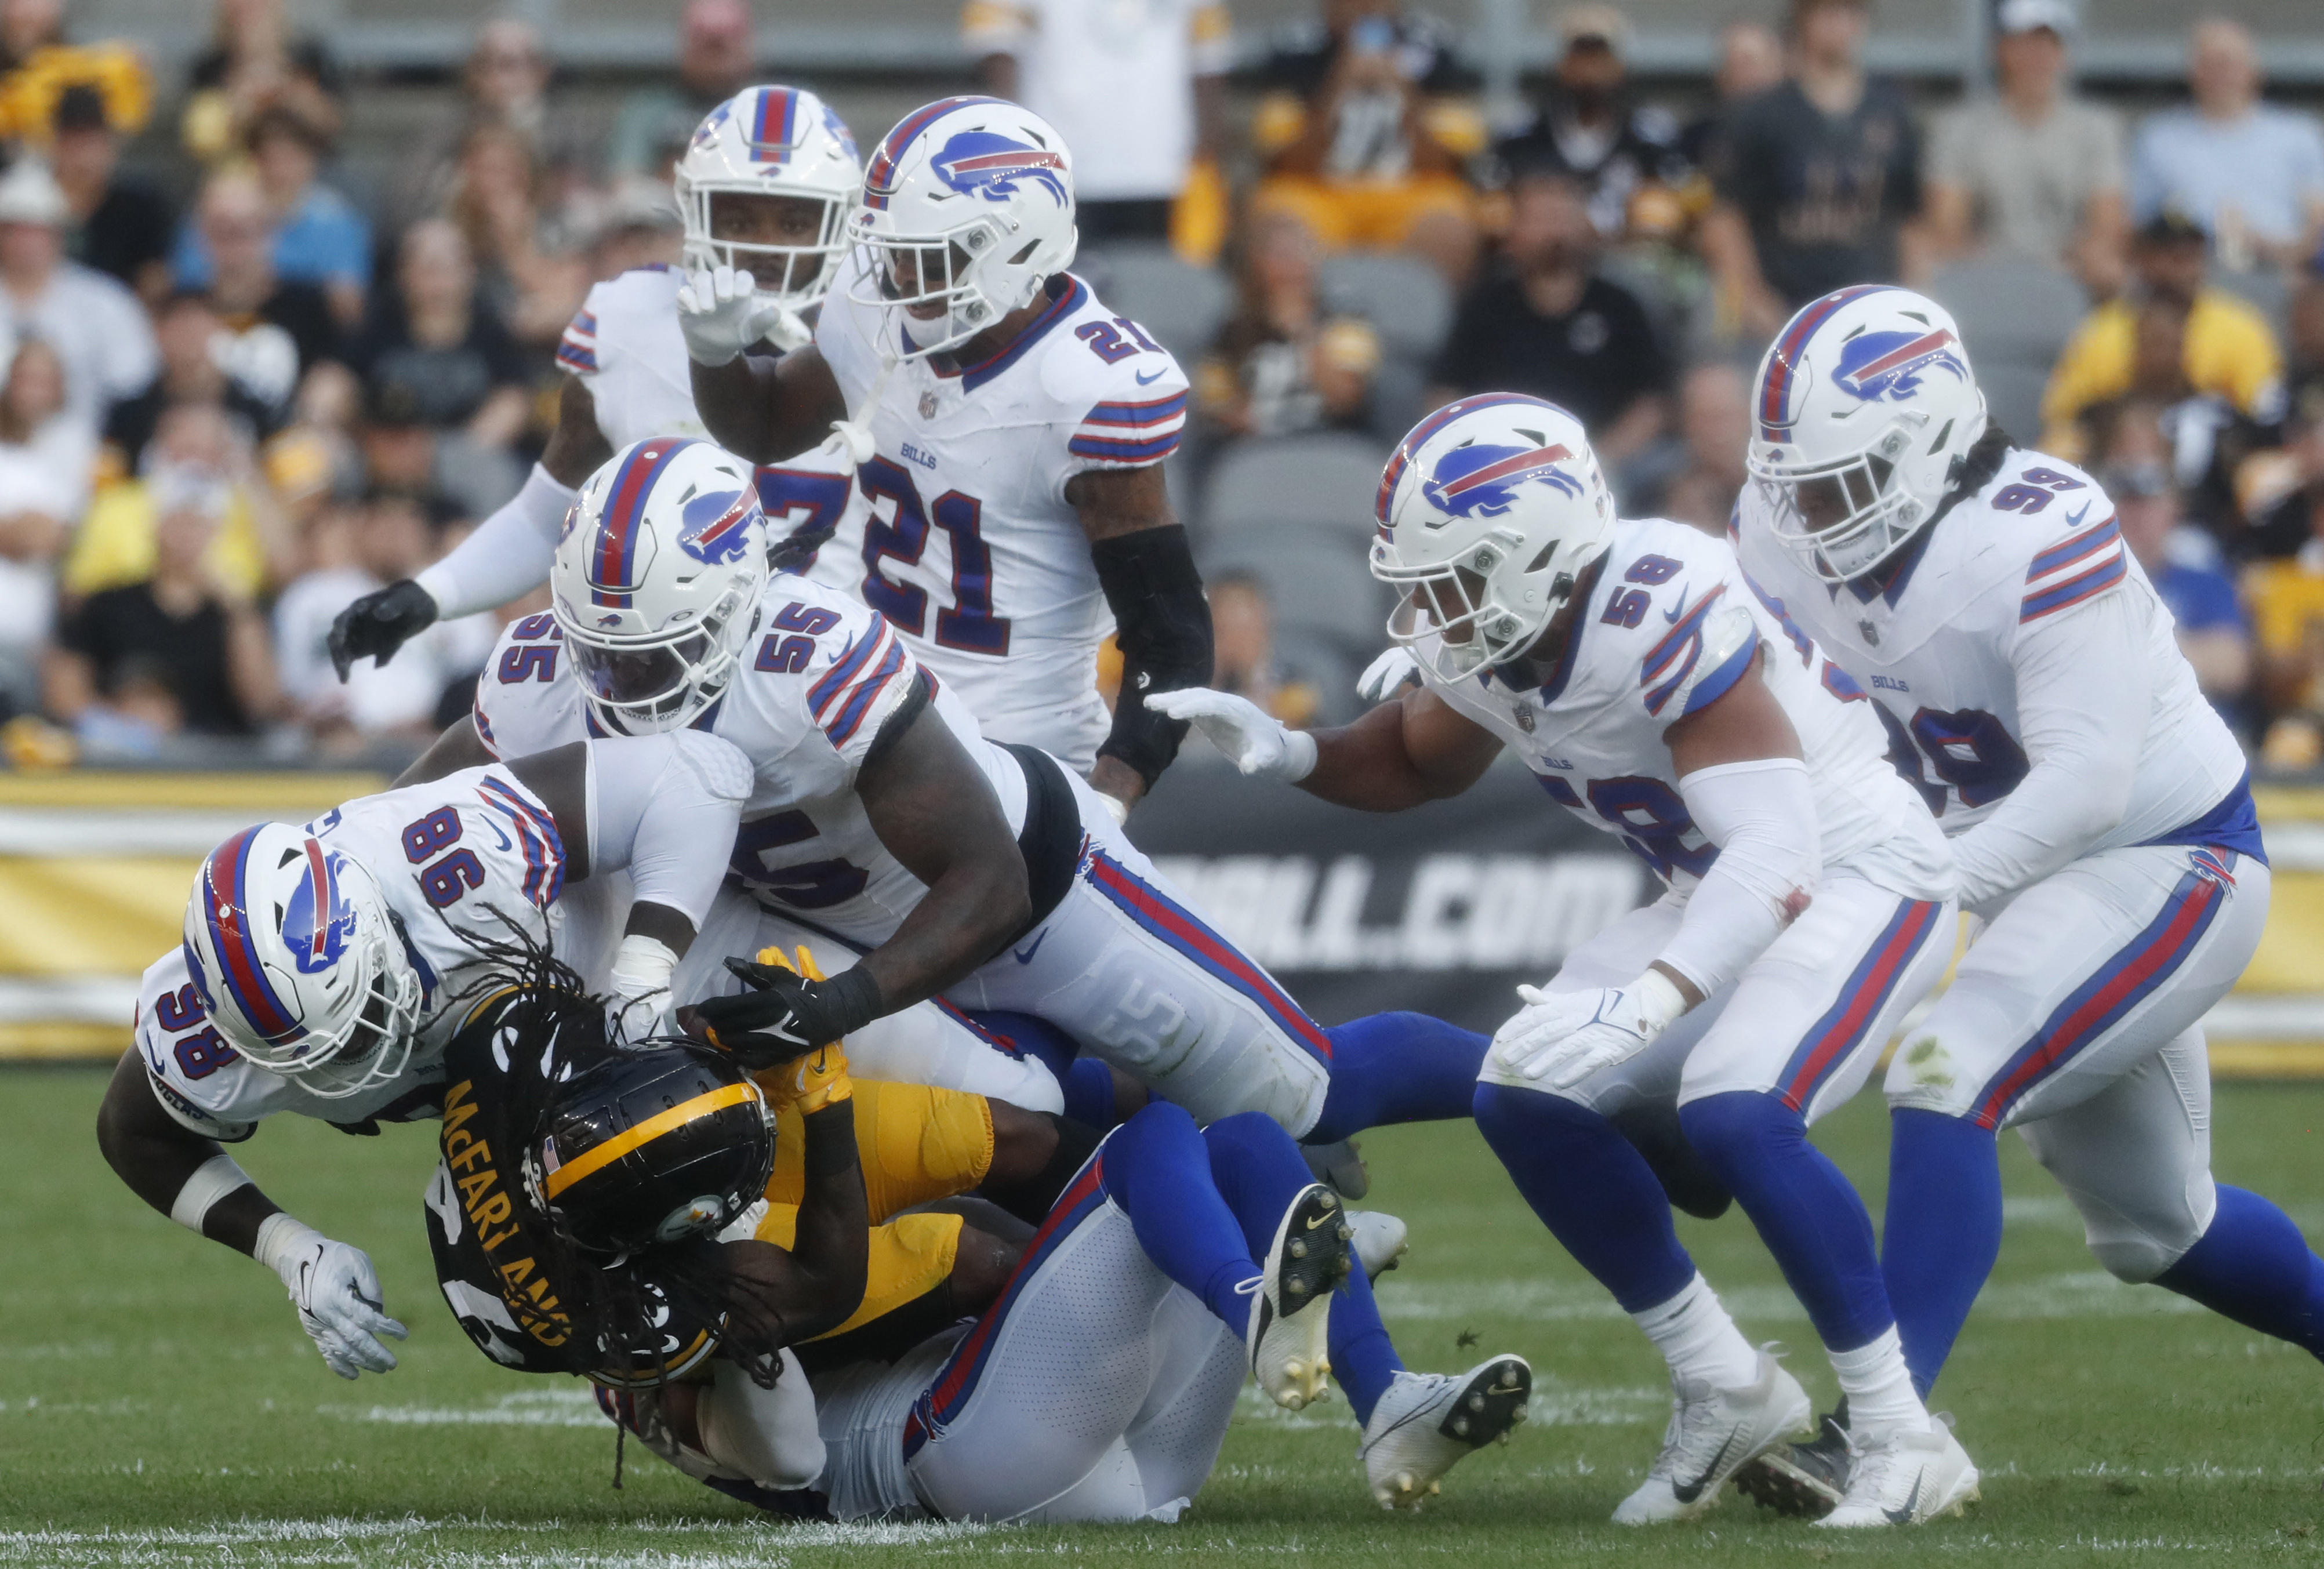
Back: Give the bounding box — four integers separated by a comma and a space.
1488, 969, 1690, 1090
676, 264, 811, 366
257, 1216, 406, 1379
1146, 687, 1317, 783
1357, 647, 1421, 703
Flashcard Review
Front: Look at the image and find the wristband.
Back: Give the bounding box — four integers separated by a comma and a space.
801, 1099, 860, 1180
1281, 729, 1319, 784
169, 1154, 255, 1234
253, 1212, 324, 1274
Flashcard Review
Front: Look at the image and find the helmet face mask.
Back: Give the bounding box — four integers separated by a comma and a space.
685, 189, 850, 301
675, 85, 862, 313
562, 580, 757, 736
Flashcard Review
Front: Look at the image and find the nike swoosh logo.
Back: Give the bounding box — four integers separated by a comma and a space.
1671, 1429, 1742, 1505
1883, 1472, 1924, 1525
1663, 589, 1688, 623
1135, 368, 1167, 384
483, 819, 513, 853
1012, 928, 1050, 964
2064, 503, 2090, 528
1305, 1211, 1334, 1230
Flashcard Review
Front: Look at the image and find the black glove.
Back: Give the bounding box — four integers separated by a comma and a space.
695, 957, 883, 1070
328, 580, 440, 681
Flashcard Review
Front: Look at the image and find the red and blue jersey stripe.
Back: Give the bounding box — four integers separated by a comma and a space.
1642, 584, 1730, 716
1081, 847, 1335, 1065
475, 778, 568, 907
195, 826, 306, 1046
1069, 388, 1188, 463
1969, 862, 2228, 1128
1756, 284, 1893, 442
807, 622, 910, 749
2019, 516, 2126, 624
862, 96, 1001, 209
1775, 897, 1944, 1112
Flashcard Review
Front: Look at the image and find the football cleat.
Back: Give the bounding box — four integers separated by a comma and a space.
1360, 1356, 1533, 1511
1814, 1413, 1979, 1528
1612, 1345, 1811, 1525
1735, 1399, 1851, 1519
1346, 1209, 1409, 1282
1302, 1136, 1370, 1200
1247, 1182, 1351, 1410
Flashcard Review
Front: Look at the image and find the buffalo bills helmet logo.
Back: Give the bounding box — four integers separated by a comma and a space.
677, 488, 757, 566
691, 101, 732, 151
1422, 443, 1582, 520
931, 129, 1067, 205
1832, 328, 1966, 404
279, 841, 358, 976
823, 104, 858, 163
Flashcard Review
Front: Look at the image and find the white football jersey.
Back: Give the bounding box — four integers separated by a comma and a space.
1424, 516, 1952, 902
557, 267, 860, 567
1732, 449, 2251, 851
474, 580, 1029, 949
137, 766, 572, 1140
811, 257, 1191, 774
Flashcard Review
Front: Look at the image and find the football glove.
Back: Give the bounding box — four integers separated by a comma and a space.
1487, 969, 1689, 1091
259, 1219, 407, 1379
1146, 687, 1317, 783
1356, 647, 1421, 703
676, 264, 812, 365
696, 945, 881, 1070
327, 580, 438, 680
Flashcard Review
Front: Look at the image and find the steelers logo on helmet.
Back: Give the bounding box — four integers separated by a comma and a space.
550, 438, 771, 736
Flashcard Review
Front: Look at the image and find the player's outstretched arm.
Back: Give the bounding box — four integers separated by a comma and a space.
1072, 464, 1213, 812
95, 1050, 408, 1378
1150, 680, 1500, 812
679, 266, 846, 463
721, 1088, 871, 1351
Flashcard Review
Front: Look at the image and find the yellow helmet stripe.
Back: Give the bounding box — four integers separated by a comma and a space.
542, 1081, 762, 1200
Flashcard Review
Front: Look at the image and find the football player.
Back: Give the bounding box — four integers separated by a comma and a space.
1154, 394, 1978, 1526
679, 96, 1210, 814
1730, 285, 2324, 1513
412, 435, 1486, 1152
94, 724, 753, 1380
324, 83, 862, 677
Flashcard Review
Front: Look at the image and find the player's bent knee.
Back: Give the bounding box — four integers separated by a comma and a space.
984, 1099, 1059, 1189
2086, 1228, 2200, 1285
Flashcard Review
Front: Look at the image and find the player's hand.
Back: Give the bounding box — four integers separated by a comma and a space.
697, 947, 881, 1069
1356, 647, 1420, 703
1487, 971, 1688, 1090
271, 1233, 407, 1379
1146, 688, 1318, 783
677, 264, 811, 365
328, 580, 438, 681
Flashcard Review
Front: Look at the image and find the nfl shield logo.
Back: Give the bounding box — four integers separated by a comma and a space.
1512, 702, 1535, 733
1859, 619, 1880, 646
919, 391, 939, 420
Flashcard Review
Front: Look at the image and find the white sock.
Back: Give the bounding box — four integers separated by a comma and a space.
1630, 1273, 1761, 1389
1826, 1327, 1927, 1437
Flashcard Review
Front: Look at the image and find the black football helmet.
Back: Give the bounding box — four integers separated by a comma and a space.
525, 1040, 776, 1256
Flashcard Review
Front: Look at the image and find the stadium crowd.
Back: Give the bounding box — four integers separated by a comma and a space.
0, 0, 2319, 768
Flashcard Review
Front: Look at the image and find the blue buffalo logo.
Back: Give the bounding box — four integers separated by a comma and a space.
691, 101, 732, 151
1832, 327, 1966, 404
280, 844, 357, 976
931, 129, 1067, 205
677, 488, 757, 565
823, 104, 858, 164
1422, 443, 1582, 518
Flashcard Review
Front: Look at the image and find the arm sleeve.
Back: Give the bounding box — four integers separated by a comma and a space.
1659, 756, 1821, 999
581, 731, 754, 928
413, 463, 578, 619
1949, 589, 2152, 909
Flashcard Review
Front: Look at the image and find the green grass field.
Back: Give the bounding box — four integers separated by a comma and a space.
5, 1065, 2324, 1567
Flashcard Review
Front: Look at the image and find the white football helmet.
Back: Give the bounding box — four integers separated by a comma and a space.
676, 85, 862, 310
1372, 394, 1617, 680
182, 823, 425, 1099
1746, 284, 1990, 583
551, 437, 769, 736
848, 95, 1077, 357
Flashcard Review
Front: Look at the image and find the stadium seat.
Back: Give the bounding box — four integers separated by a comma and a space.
1320, 252, 1453, 364
1199, 521, 1392, 674
1075, 243, 1232, 369
1979, 361, 2053, 447
1198, 431, 1390, 537
1926, 256, 2088, 372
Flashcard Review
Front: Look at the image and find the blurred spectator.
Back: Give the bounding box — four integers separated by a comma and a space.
607, 0, 754, 183
67, 403, 293, 603
0, 158, 154, 438
586, 190, 684, 284
2242, 397, 2324, 765
1250, 0, 1483, 285
1489, 6, 1691, 246
443, 121, 591, 349
1629, 360, 1751, 532
2286, 259, 2324, 431
2129, 17, 2324, 273
275, 492, 483, 750
181, 0, 343, 167
1429, 173, 1668, 466
173, 106, 370, 328
1210, 574, 1320, 728
360, 375, 521, 524
1197, 210, 1381, 440
0, 0, 148, 148
103, 292, 279, 474
2109, 457, 2252, 722
194, 172, 342, 413
0, 340, 86, 710
1701, 0, 1923, 340
2042, 212, 2284, 463
2252, 387, 2324, 562
968, 0, 1230, 252
46, 474, 280, 744
354, 220, 532, 453
50, 84, 172, 307
1679, 21, 1783, 171
389, 17, 570, 233
1926, 0, 2126, 295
